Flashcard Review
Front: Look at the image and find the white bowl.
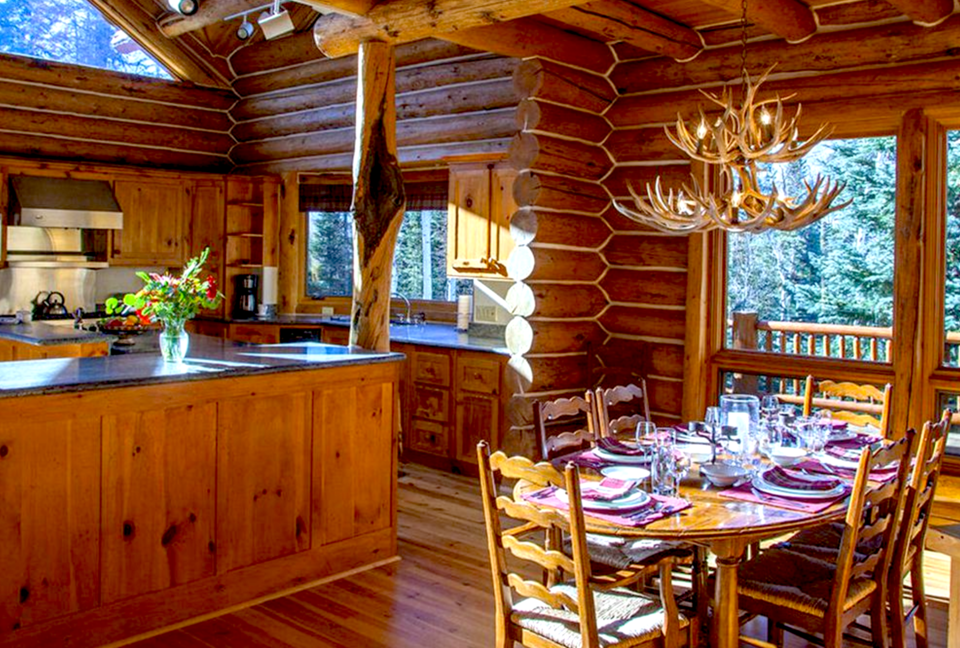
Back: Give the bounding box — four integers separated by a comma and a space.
678, 443, 713, 464
700, 462, 749, 487
766, 446, 807, 467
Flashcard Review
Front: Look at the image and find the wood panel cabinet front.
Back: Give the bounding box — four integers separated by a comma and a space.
412, 384, 450, 423
447, 162, 515, 278
408, 419, 449, 456
228, 323, 280, 344
454, 393, 500, 464
412, 350, 451, 387
216, 392, 311, 572
188, 180, 226, 318
101, 404, 217, 604
0, 416, 101, 631
111, 179, 186, 266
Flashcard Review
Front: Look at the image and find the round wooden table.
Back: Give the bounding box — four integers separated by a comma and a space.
521, 466, 848, 648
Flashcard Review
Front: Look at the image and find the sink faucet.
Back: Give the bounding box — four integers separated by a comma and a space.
392, 293, 411, 324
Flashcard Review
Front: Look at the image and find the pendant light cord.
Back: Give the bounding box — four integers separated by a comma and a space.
739, 0, 749, 96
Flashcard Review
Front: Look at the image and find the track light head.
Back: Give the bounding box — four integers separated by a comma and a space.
236, 16, 255, 40
167, 0, 199, 15
258, 6, 295, 40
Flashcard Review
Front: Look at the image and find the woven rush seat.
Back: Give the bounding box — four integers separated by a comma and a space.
512, 582, 691, 648
566, 534, 692, 572
775, 522, 882, 562
737, 547, 877, 617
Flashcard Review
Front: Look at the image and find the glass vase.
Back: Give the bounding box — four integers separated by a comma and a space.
719, 394, 760, 459
159, 322, 189, 364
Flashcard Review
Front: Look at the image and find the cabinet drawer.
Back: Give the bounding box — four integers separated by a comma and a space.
408, 420, 449, 456
457, 355, 502, 395
228, 324, 280, 344
413, 351, 451, 387
412, 385, 450, 423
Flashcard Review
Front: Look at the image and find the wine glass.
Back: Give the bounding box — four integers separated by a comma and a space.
761, 394, 780, 424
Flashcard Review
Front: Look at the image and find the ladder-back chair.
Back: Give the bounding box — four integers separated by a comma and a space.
734, 433, 914, 648
592, 380, 653, 438
802, 376, 892, 437
534, 395, 597, 462
477, 442, 694, 648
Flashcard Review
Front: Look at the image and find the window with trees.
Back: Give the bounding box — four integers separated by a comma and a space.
943, 131, 960, 367
725, 136, 897, 362
0, 0, 171, 79
303, 181, 465, 301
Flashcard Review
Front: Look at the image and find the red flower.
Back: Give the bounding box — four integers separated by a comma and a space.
206, 275, 217, 300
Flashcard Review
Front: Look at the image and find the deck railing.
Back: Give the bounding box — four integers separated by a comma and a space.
729, 312, 894, 362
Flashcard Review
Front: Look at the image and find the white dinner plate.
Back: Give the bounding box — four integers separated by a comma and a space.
753, 473, 846, 500
556, 487, 651, 511
827, 429, 857, 443
600, 465, 652, 482
594, 447, 650, 464
816, 452, 861, 470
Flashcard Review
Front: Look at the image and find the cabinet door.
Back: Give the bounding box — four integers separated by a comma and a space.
228, 324, 280, 344
0, 417, 100, 631
491, 164, 518, 273
101, 404, 217, 604
112, 179, 186, 266
189, 181, 226, 317
447, 164, 493, 275
217, 392, 311, 572
321, 326, 350, 345
454, 393, 500, 464
408, 419, 449, 456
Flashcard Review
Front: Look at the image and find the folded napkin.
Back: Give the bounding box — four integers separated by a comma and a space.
828, 433, 881, 449
794, 458, 899, 483
718, 482, 848, 514
580, 478, 636, 502
596, 437, 646, 456
821, 418, 848, 430
523, 486, 691, 528
825, 446, 865, 462
762, 466, 842, 492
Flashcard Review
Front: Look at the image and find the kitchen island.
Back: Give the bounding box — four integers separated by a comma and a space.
0, 337, 403, 648
0, 321, 112, 360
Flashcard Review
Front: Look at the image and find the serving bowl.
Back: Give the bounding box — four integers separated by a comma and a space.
700, 462, 749, 487
765, 446, 807, 467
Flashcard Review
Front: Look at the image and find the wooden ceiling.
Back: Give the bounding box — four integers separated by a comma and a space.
91, 0, 955, 88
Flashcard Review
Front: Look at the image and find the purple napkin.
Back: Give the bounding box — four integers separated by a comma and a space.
718, 482, 848, 513
523, 486, 691, 528
828, 433, 881, 450
597, 437, 646, 456
762, 466, 842, 492
794, 458, 899, 483
581, 478, 636, 502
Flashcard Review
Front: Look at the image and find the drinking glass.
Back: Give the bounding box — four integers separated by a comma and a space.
635, 421, 657, 446
704, 406, 721, 463
652, 437, 683, 497
758, 419, 783, 456
761, 394, 780, 423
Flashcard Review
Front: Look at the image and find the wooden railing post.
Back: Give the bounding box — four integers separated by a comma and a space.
731, 311, 759, 393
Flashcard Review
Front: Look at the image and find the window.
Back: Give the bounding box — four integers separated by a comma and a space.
944, 131, 960, 366
0, 0, 172, 79
725, 136, 897, 362
303, 181, 468, 301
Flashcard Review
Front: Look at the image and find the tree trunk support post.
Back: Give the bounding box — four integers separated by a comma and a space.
349, 40, 406, 352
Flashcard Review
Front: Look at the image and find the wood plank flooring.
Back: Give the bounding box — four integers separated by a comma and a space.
121, 463, 951, 648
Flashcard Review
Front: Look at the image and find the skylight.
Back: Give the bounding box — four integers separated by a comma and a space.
0, 0, 173, 79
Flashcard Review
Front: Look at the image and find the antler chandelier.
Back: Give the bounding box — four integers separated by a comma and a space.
615, 4, 851, 233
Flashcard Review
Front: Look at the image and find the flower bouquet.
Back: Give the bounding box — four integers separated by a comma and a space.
117, 247, 223, 363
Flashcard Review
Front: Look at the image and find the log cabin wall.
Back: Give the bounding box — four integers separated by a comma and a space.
228, 38, 521, 175
0, 54, 235, 172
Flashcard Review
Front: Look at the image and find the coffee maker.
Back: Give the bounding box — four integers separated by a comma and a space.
233, 274, 259, 319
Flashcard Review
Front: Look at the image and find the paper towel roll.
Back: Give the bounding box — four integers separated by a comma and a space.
456, 295, 472, 331
261, 266, 279, 305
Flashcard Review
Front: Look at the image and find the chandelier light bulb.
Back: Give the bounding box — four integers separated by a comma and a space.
696, 121, 708, 140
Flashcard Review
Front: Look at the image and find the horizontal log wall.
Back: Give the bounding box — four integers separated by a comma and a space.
0, 54, 236, 172
229, 39, 520, 175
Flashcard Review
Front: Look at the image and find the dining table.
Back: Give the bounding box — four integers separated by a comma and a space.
518, 448, 854, 648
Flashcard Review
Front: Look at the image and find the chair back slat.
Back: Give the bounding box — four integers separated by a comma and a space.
503, 535, 577, 575
490, 451, 563, 487
803, 375, 892, 437
891, 411, 950, 579
506, 573, 580, 613
534, 397, 595, 462
594, 381, 651, 438
828, 432, 913, 621
496, 495, 570, 531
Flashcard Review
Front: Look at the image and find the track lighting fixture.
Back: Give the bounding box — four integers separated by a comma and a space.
258, 0, 295, 40
236, 15, 255, 41
166, 0, 198, 16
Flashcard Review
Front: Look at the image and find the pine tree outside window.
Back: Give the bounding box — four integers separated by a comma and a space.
0, 0, 172, 79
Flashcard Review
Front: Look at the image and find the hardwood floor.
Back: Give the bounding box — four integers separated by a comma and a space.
120, 463, 951, 648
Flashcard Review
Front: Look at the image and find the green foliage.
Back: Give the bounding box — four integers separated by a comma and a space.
306, 208, 457, 301
727, 136, 897, 328
0, 0, 171, 78
123, 247, 223, 328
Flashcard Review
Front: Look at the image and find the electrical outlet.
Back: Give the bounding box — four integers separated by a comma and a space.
475, 305, 497, 322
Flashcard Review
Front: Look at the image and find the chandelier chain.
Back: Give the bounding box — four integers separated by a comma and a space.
739, 0, 749, 95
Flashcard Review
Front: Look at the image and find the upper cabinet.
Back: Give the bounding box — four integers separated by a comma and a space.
111, 178, 187, 267
189, 180, 226, 317
447, 161, 517, 278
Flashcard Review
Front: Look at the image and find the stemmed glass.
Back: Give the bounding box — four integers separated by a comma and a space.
761, 394, 780, 424
704, 406, 721, 463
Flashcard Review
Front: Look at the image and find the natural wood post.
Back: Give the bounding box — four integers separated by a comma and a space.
350, 40, 406, 352
731, 311, 759, 394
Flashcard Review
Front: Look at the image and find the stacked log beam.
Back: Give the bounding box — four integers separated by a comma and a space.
0, 54, 235, 172
229, 40, 520, 174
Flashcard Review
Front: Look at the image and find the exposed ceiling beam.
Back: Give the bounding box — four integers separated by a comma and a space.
313, 0, 594, 58
160, 0, 377, 38
697, 0, 816, 43
91, 0, 231, 87
544, 0, 702, 61
440, 17, 616, 73
882, 0, 953, 25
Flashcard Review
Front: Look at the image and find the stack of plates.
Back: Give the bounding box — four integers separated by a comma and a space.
556, 487, 651, 512
752, 469, 846, 500
594, 446, 649, 464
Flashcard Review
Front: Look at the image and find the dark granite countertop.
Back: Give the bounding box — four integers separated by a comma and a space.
217, 316, 509, 355
0, 336, 404, 399
0, 322, 114, 346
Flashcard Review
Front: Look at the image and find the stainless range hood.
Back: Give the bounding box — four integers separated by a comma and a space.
9, 176, 123, 229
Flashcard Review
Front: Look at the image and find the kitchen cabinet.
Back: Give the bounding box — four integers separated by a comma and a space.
186, 319, 227, 340
228, 323, 279, 344
188, 180, 226, 318
453, 352, 502, 466
0, 338, 109, 360
111, 179, 187, 267
224, 177, 279, 317
446, 161, 517, 278
321, 326, 350, 345
406, 349, 453, 461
